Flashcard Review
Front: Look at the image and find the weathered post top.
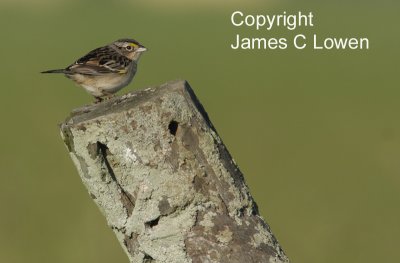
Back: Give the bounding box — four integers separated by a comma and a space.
60, 80, 289, 263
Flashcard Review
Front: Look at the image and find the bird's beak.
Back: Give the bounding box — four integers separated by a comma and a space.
137, 46, 147, 52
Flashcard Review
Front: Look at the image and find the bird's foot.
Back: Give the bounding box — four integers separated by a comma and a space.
104, 94, 115, 100
94, 96, 103, 104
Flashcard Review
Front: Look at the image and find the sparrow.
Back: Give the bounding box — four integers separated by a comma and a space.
42, 38, 147, 102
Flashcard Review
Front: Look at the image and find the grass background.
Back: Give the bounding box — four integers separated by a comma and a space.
1, 0, 399, 262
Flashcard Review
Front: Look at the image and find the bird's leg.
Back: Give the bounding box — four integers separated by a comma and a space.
94, 96, 103, 104
103, 93, 115, 101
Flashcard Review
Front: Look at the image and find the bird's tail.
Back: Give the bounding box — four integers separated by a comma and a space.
41, 69, 66, 74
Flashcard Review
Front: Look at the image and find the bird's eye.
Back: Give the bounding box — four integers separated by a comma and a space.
126, 45, 133, 51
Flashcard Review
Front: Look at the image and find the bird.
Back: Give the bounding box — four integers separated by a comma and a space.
42, 38, 147, 103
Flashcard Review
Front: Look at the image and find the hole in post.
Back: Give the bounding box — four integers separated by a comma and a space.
145, 217, 160, 228
168, 120, 179, 136
143, 254, 154, 262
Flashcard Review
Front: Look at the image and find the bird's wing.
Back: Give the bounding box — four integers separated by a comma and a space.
66, 46, 131, 75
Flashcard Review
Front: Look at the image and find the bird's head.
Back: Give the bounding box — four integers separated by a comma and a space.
112, 38, 147, 61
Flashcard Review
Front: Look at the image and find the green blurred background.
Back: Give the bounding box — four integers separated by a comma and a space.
1, 0, 399, 262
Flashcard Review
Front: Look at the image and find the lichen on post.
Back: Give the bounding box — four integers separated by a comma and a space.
60, 80, 289, 263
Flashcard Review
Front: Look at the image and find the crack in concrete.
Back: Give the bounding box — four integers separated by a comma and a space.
97, 141, 135, 217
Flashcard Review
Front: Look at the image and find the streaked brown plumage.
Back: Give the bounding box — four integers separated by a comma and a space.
42, 38, 147, 102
